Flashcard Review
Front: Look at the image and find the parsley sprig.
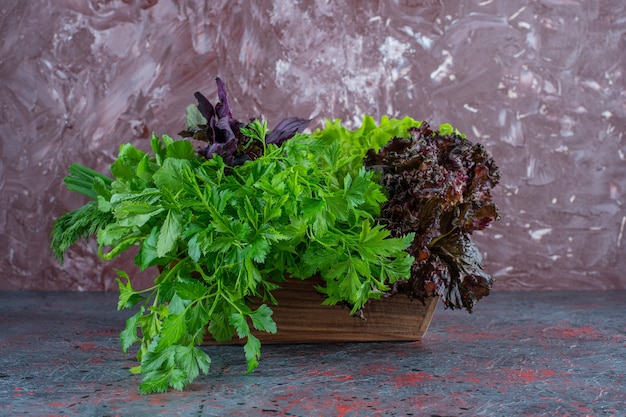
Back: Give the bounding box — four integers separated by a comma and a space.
53, 116, 415, 393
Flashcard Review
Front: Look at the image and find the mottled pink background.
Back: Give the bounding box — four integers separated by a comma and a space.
1, 0, 625, 291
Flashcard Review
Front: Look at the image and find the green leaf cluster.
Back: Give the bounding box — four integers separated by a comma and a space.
51, 116, 421, 393
311, 115, 422, 179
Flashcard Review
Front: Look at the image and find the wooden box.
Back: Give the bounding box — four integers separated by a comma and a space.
204, 277, 438, 345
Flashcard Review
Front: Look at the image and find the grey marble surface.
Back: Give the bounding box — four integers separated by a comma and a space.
1, 290, 624, 416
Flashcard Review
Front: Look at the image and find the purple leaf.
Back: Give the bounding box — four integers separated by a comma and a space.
182, 78, 308, 167
363, 121, 500, 312
214, 117, 236, 144
215, 77, 232, 119
194, 92, 215, 123
266, 117, 311, 146
198, 139, 237, 165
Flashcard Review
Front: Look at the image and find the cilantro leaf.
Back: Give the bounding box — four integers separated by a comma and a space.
243, 334, 261, 374
120, 306, 144, 353
228, 311, 251, 339
249, 304, 277, 334
208, 312, 236, 343
115, 270, 144, 310
173, 345, 211, 383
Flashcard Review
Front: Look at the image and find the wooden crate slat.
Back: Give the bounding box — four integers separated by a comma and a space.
204, 278, 438, 345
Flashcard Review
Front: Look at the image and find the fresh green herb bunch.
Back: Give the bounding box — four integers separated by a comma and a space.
51, 83, 419, 393
51, 79, 500, 394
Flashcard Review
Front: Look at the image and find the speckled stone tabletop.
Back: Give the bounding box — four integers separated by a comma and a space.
1, 290, 624, 416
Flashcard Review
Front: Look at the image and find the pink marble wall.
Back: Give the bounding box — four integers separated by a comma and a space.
1, 0, 625, 291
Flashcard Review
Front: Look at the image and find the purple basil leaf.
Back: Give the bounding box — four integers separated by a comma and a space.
198, 139, 237, 164
184, 78, 308, 167
214, 117, 236, 144
194, 92, 215, 122
215, 77, 232, 119
266, 117, 311, 146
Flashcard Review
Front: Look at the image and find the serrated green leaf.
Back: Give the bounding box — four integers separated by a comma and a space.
207, 236, 236, 253
136, 154, 154, 183
231, 221, 252, 242
135, 226, 161, 271
242, 197, 258, 230
157, 210, 183, 257
228, 311, 250, 339
242, 258, 262, 292
356, 222, 414, 259
96, 223, 132, 247
324, 258, 351, 281
96, 195, 112, 213
245, 237, 270, 263
240, 118, 267, 142
243, 334, 261, 374
208, 206, 234, 235
378, 251, 415, 284
302, 245, 341, 271
324, 192, 348, 221
141, 346, 174, 373
208, 312, 236, 343
139, 370, 172, 394
115, 202, 164, 228
92, 176, 113, 199
185, 301, 210, 343
115, 271, 144, 310
110, 143, 148, 181
153, 158, 193, 191
343, 172, 368, 208
172, 280, 208, 301
262, 196, 285, 223
139, 364, 188, 394
174, 345, 211, 383
99, 229, 143, 261
167, 294, 187, 315
166, 139, 195, 160
109, 188, 161, 206
161, 134, 174, 147
312, 209, 333, 236
249, 304, 277, 334
137, 310, 162, 342
120, 306, 144, 353
188, 234, 202, 262
156, 313, 187, 350
301, 197, 325, 221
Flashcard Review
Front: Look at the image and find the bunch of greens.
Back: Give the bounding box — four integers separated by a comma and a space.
51, 79, 418, 393
51, 78, 499, 394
